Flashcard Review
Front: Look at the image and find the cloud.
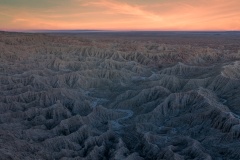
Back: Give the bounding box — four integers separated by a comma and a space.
82, 0, 162, 21
0, 0, 239, 30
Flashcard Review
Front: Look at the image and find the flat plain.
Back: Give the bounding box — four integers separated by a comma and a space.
0, 31, 240, 159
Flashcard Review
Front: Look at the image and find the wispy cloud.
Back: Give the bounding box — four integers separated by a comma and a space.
0, 0, 239, 30
82, 0, 162, 21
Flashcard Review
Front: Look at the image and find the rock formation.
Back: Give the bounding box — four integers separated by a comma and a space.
0, 31, 240, 159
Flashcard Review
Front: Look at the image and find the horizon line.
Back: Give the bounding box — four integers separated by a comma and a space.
1, 29, 240, 33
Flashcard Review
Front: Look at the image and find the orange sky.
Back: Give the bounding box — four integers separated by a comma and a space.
0, 0, 239, 31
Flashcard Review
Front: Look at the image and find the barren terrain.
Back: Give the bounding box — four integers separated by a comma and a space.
0, 31, 240, 159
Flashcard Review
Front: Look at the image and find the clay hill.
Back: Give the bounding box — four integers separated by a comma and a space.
0, 31, 240, 159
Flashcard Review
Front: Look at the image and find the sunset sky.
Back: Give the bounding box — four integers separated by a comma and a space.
0, 0, 239, 31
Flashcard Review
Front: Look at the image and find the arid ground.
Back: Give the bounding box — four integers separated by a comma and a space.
0, 31, 240, 159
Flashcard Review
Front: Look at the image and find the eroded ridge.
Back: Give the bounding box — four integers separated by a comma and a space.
0, 31, 240, 159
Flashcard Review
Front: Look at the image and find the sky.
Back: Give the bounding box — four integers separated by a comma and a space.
0, 0, 239, 31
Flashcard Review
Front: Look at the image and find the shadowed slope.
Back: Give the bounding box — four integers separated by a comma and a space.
0, 32, 240, 159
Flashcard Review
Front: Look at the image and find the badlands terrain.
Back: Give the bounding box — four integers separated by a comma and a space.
0, 31, 240, 159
